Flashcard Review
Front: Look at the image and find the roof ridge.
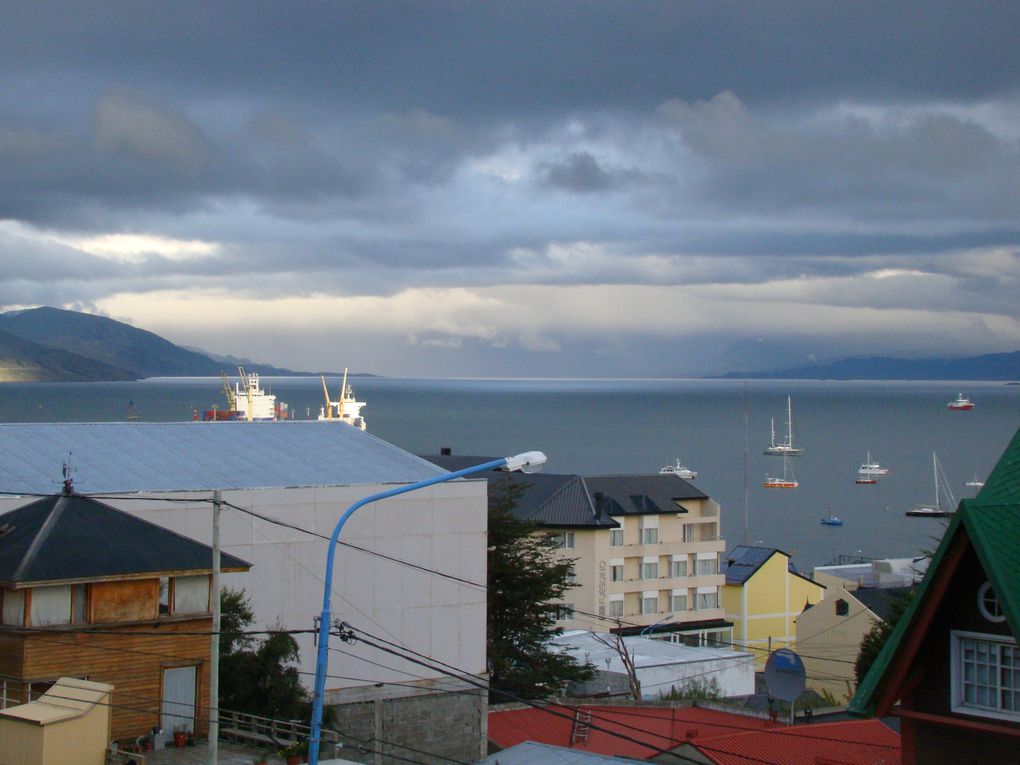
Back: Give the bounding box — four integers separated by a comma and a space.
12, 494, 66, 581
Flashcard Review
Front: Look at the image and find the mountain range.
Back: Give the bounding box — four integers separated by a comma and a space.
0, 307, 307, 382
2, 306, 1019, 382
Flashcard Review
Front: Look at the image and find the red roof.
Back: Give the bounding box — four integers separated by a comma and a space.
688, 719, 900, 765
488, 704, 777, 760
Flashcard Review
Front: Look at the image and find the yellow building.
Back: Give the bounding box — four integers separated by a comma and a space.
722, 546, 824, 667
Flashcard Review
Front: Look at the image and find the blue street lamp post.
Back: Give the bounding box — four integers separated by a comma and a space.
308, 451, 547, 765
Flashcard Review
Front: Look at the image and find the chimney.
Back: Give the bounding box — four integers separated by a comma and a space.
440, 447, 452, 456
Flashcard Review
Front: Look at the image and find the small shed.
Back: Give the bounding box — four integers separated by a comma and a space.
0, 677, 112, 765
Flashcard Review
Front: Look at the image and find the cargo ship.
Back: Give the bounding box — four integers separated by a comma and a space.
200, 368, 289, 422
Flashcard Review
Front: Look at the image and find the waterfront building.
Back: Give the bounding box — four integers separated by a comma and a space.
425, 452, 731, 646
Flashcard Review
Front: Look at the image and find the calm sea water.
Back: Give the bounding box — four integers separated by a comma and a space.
2, 376, 1019, 570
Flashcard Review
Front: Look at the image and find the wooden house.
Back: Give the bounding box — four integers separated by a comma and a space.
849, 425, 1020, 763
0, 489, 249, 743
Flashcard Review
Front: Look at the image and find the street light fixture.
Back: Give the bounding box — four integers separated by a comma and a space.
308, 451, 547, 764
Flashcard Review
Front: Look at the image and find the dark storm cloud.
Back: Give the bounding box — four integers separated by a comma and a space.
2, 1, 1020, 374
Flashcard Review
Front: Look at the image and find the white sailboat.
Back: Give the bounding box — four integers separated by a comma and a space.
764, 396, 803, 456
856, 451, 889, 484
764, 455, 798, 489
906, 452, 956, 518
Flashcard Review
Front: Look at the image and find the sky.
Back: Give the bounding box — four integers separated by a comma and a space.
2, 1, 1020, 377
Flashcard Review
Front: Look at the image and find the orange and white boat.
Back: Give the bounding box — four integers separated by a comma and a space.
946, 393, 974, 411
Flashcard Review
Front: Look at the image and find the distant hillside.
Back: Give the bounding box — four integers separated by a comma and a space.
0, 327, 137, 382
721, 350, 1020, 381
0, 307, 307, 382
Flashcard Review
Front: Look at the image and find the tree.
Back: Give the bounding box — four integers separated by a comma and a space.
219, 588, 310, 721
854, 588, 914, 685
487, 479, 594, 700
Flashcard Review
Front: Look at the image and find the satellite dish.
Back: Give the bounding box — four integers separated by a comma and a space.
764, 648, 806, 702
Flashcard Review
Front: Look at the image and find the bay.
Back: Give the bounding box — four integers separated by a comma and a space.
2, 376, 1018, 570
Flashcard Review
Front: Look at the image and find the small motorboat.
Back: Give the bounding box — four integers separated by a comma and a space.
660, 458, 697, 480
821, 514, 844, 526
946, 393, 974, 411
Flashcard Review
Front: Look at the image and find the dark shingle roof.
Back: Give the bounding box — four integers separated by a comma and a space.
0, 493, 250, 585
422, 455, 712, 529
723, 545, 797, 585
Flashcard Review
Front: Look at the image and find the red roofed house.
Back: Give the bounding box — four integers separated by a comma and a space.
672, 718, 899, 765
488, 703, 776, 761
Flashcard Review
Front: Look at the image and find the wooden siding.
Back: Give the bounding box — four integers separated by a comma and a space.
5, 617, 211, 742
91, 579, 158, 623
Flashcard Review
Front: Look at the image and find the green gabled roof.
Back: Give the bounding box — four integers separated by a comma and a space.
974, 424, 1020, 505
850, 425, 1020, 718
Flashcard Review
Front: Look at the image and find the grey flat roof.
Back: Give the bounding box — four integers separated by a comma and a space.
0, 421, 447, 494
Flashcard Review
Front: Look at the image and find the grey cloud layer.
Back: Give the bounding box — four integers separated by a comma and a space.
2, 2, 1020, 374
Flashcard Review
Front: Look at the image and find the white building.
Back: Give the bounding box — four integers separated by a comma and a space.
549, 630, 755, 700
0, 421, 490, 762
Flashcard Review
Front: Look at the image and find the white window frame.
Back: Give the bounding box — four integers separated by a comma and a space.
609, 528, 624, 546
696, 586, 719, 610
951, 630, 1020, 722
608, 594, 624, 618
671, 555, 688, 578
609, 558, 624, 582
671, 589, 688, 613
640, 516, 659, 545
641, 556, 659, 581
551, 531, 576, 549
695, 553, 718, 576
641, 591, 658, 615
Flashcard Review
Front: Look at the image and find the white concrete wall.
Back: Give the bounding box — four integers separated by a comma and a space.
0, 480, 488, 697
640, 655, 755, 700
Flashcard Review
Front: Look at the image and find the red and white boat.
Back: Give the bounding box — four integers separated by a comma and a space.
764, 457, 798, 489
946, 393, 974, 411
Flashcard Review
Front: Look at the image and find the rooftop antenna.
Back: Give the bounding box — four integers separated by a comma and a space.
62, 453, 75, 494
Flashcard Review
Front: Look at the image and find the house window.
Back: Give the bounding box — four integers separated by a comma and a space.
835, 598, 849, 617
609, 528, 624, 546
551, 604, 575, 621
642, 557, 658, 580
609, 595, 624, 618
696, 588, 719, 610
978, 581, 1006, 623
2, 588, 25, 626
610, 559, 624, 582
671, 557, 688, 578
682, 524, 694, 543
695, 554, 718, 576
159, 577, 171, 614
173, 576, 211, 614
72, 584, 88, 624
551, 531, 576, 549
30, 585, 72, 626
952, 631, 1020, 721
671, 591, 688, 612
566, 567, 577, 586
641, 592, 658, 615
641, 526, 659, 545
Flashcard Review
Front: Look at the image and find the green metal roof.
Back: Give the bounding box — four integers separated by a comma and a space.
849, 425, 1020, 717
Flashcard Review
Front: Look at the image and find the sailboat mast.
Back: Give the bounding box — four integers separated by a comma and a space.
786, 396, 794, 446
933, 451, 939, 511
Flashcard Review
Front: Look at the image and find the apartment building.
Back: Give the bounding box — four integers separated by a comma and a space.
426, 453, 731, 646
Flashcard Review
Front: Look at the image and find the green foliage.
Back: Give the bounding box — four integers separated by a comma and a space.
487, 479, 594, 700
854, 589, 915, 685
659, 675, 723, 702
219, 588, 310, 721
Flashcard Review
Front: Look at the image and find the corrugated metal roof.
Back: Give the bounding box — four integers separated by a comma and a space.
0, 422, 447, 494
689, 719, 899, 765
0, 493, 250, 584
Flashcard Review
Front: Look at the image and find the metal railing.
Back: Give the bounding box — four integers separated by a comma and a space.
218, 709, 340, 751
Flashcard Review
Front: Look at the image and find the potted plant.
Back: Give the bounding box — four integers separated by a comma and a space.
173, 724, 188, 748
279, 739, 309, 765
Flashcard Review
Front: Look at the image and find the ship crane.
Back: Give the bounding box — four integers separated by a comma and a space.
318, 368, 367, 430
